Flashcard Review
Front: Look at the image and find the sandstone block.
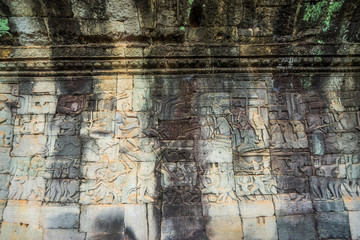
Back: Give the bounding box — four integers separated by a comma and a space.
242, 216, 278, 240
349, 211, 360, 240
273, 195, 313, 216
344, 197, 360, 211
3, 200, 41, 225
239, 199, 275, 218
161, 216, 207, 240
43, 229, 85, 240
206, 216, 243, 240
0, 222, 43, 240
276, 215, 316, 240
40, 205, 80, 229
313, 199, 345, 212
316, 212, 351, 239
80, 205, 125, 233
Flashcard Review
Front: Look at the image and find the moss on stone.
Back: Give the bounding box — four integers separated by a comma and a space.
301, 74, 314, 89
0, 18, 10, 37
303, 0, 344, 32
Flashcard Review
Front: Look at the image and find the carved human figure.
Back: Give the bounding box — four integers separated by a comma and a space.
232, 112, 257, 151
270, 120, 284, 148
0, 95, 11, 124
250, 108, 269, 147
138, 162, 157, 203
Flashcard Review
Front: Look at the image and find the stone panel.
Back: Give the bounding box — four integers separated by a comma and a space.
242, 216, 278, 240
40, 205, 80, 229
316, 212, 351, 239
276, 215, 316, 240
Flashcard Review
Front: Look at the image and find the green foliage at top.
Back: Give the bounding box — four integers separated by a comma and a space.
323, 0, 344, 32
303, 0, 344, 32
303, 0, 328, 23
0, 18, 10, 37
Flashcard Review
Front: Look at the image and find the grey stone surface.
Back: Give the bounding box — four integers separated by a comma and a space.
0, 222, 43, 240
40, 205, 80, 229
316, 212, 351, 239
313, 199, 345, 212
161, 216, 207, 240
79, 205, 125, 233
273, 194, 313, 216
43, 229, 85, 240
349, 211, 360, 240
277, 215, 317, 240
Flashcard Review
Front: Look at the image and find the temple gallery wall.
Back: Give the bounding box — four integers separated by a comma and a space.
0, 0, 360, 240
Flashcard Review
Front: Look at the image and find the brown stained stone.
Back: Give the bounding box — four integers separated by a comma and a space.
56, 95, 85, 115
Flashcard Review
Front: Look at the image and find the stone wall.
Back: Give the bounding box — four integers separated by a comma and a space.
0, 1, 360, 240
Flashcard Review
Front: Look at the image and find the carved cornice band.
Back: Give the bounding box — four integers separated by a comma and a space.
0, 43, 359, 77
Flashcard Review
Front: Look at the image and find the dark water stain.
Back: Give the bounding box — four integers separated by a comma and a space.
189, 0, 203, 27
18, 78, 35, 95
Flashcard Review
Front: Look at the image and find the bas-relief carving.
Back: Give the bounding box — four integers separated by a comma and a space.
0, 94, 16, 125
1, 74, 360, 239
270, 120, 308, 149
0, 125, 13, 147
235, 157, 278, 200
17, 95, 57, 115
45, 156, 80, 179
14, 115, 46, 135
161, 162, 197, 188
8, 156, 46, 201
11, 135, 47, 157
232, 111, 269, 152
80, 160, 159, 204
80, 159, 136, 204
271, 152, 312, 177
201, 163, 237, 203
310, 154, 360, 199
45, 179, 79, 203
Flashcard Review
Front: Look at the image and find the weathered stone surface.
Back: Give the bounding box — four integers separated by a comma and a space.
316, 212, 351, 239
349, 211, 360, 240
0, 1, 360, 239
344, 197, 360, 211
0, 200, 6, 222
239, 199, 275, 218
40, 205, 80, 229
273, 194, 313, 216
242, 216, 278, 240
313, 199, 345, 212
203, 204, 243, 240
161, 216, 207, 240
43, 229, 85, 240
79, 205, 125, 233
0, 222, 43, 240
3, 200, 41, 225
0, 174, 9, 199
277, 215, 317, 240
8, 17, 50, 45
11, 135, 47, 156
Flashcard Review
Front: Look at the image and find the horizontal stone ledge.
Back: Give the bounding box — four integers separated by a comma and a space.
0, 43, 360, 60
0, 66, 360, 77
